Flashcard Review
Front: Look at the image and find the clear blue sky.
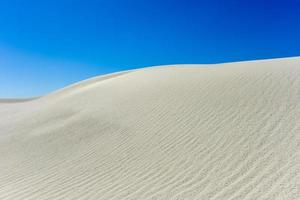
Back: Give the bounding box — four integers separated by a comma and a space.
1, 0, 300, 98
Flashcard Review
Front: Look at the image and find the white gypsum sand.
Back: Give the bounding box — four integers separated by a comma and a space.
0, 57, 300, 200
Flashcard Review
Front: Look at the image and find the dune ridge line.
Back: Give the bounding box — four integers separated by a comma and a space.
0, 57, 300, 199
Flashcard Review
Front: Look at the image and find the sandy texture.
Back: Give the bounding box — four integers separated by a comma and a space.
1, 58, 300, 200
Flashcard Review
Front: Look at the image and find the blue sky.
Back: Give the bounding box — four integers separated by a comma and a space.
1, 0, 300, 98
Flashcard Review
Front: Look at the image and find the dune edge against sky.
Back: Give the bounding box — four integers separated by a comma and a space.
0, 57, 300, 199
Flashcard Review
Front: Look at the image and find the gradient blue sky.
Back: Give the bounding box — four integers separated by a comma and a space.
1, 0, 300, 98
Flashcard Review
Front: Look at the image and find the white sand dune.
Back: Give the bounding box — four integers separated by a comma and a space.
1, 57, 300, 200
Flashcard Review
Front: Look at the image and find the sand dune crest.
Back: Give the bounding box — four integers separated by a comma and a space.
1, 58, 300, 199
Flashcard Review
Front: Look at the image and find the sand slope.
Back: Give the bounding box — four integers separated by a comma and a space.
1, 58, 300, 199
